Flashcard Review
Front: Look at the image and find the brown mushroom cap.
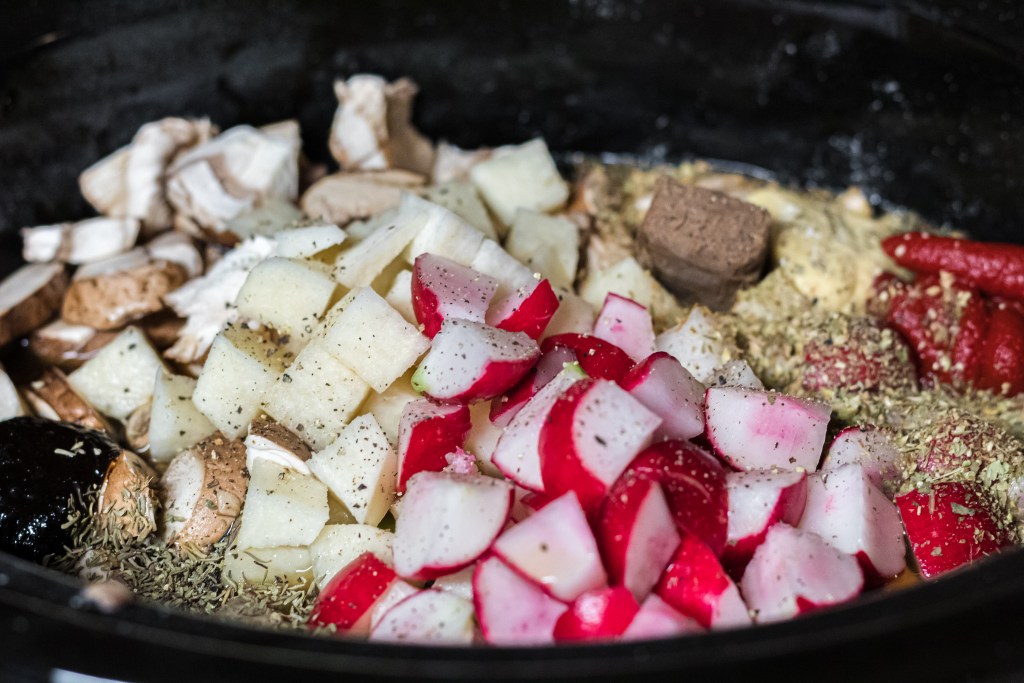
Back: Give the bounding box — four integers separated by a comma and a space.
0, 263, 68, 348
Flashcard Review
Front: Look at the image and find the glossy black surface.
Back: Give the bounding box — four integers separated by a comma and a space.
1, 1, 1023, 681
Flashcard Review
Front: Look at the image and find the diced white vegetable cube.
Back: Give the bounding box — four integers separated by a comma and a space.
68, 326, 165, 421
401, 195, 485, 267
235, 257, 338, 342
332, 194, 427, 288
234, 458, 329, 551
274, 223, 347, 258
424, 181, 498, 241
309, 523, 394, 589
384, 270, 416, 324
363, 373, 420, 447
223, 545, 313, 586
149, 371, 217, 463
656, 306, 730, 384
504, 209, 579, 289
469, 138, 569, 225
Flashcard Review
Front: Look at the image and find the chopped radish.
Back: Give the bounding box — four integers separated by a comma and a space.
654, 534, 750, 630
592, 293, 656, 362
622, 594, 704, 641
598, 477, 680, 600
412, 319, 540, 403
474, 555, 568, 646
822, 426, 900, 489
621, 352, 704, 441
308, 552, 398, 636
623, 441, 729, 556
798, 464, 906, 584
553, 586, 640, 642
511, 489, 551, 522
740, 524, 863, 623
464, 402, 503, 474
492, 364, 586, 491
707, 359, 763, 390
412, 254, 499, 338
896, 483, 1010, 578
489, 345, 577, 427
369, 589, 476, 645
397, 400, 472, 492
539, 378, 661, 514
370, 581, 421, 630
704, 387, 831, 472
432, 566, 475, 602
540, 333, 635, 384
722, 469, 807, 571
489, 278, 560, 340
492, 491, 607, 601
393, 471, 513, 581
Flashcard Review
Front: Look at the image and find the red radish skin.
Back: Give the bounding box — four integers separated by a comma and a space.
654, 533, 750, 630
492, 364, 585, 491
896, 483, 1010, 578
621, 352, 705, 442
592, 293, 657, 362
489, 346, 577, 427
798, 464, 906, 584
622, 594, 704, 641
553, 586, 640, 642
309, 553, 398, 636
492, 491, 607, 602
740, 524, 863, 623
412, 319, 540, 403
397, 400, 472, 492
540, 333, 635, 384
473, 555, 569, 645
393, 471, 513, 581
412, 254, 499, 338
722, 469, 807, 571
598, 477, 680, 600
704, 387, 831, 472
490, 278, 560, 340
623, 441, 729, 556
369, 589, 476, 644
821, 426, 900, 490
539, 378, 662, 515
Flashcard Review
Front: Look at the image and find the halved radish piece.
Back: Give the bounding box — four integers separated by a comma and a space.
896, 483, 1010, 578
740, 524, 863, 623
798, 464, 906, 584
722, 469, 807, 571
490, 345, 577, 427
397, 400, 472, 492
510, 489, 551, 522
621, 352, 704, 441
623, 441, 729, 556
489, 278, 560, 340
540, 333, 635, 384
393, 471, 513, 581
432, 566, 475, 602
474, 555, 568, 645
492, 491, 607, 601
598, 478, 680, 601
654, 534, 750, 630
539, 379, 661, 514
492, 364, 586, 491
412, 319, 540, 403
553, 586, 640, 642
369, 590, 476, 645
593, 293, 656, 362
370, 581, 421, 630
308, 552, 398, 636
821, 426, 900, 490
412, 253, 498, 338
704, 387, 831, 472
622, 594, 704, 641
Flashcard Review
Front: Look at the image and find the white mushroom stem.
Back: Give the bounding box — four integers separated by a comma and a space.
300, 170, 425, 226
145, 231, 204, 278
21, 217, 140, 265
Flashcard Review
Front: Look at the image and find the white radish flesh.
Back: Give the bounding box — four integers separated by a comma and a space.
622, 594, 703, 641
369, 590, 476, 645
621, 352, 704, 442
821, 426, 901, 489
473, 556, 568, 646
593, 293, 656, 362
412, 254, 498, 338
723, 469, 807, 570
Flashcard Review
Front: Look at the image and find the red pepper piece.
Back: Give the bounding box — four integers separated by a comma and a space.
976, 303, 1024, 396
882, 232, 1024, 301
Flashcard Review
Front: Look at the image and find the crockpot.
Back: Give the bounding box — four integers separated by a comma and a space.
1, 1, 1023, 680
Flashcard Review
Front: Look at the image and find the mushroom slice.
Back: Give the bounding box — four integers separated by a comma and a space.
62, 248, 187, 330
244, 416, 312, 475
384, 78, 435, 176
0, 263, 68, 348
300, 170, 425, 227
0, 365, 25, 420
28, 320, 117, 371
99, 449, 157, 539
145, 231, 203, 279
21, 217, 141, 265
124, 400, 151, 453
160, 434, 248, 548
24, 367, 111, 433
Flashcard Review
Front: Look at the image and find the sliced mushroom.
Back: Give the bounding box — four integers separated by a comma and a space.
159, 433, 248, 548
61, 248, 187, 330
0, 365, 25, 420
21, 217, 141, 265
300, 170, 424, 226
383, 78, 435, 176
99, 449, 157, 539
28, 320, 117, 371
0, 262, 68, 348
24, 367, 111, 433
145, 231, 204, 279
124, 400, 151, 453
244, 416, 312, 475
137, 310, 185, 352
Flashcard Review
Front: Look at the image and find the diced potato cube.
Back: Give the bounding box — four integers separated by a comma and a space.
223, 545, 313, 586
192, 326, 289, 438
309, 523, 394, 589
322, 287, 429, 393
235, 257, 338, 342
68, 327, 165, 420
149, 371, 217, 463
262, 339, 371, 451
384, 270, 415, 324
274, 223, 347, 258
424, 181, 498, 240
234, 458, 329, 551
469, 138, 569, 225
579, 256, 685, 330
469, 239, 535, 300
309, 414, 397, 526
401, 195, 484, 267
504, 209, 580, 289
333, 194, 424, 288
363, 373, 419, 446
